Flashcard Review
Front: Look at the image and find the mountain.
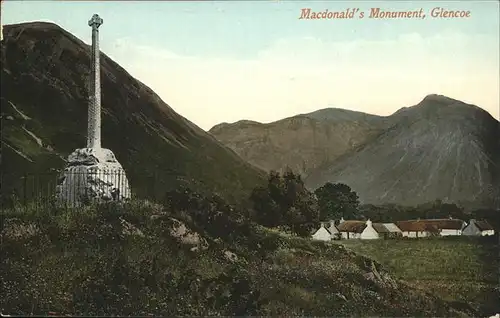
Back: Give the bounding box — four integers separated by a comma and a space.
0, 22, 265, 205
210, 95, 500, 209
209, 110, 388, 177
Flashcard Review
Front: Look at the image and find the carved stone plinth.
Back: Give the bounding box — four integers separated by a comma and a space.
56, 148, 131, 207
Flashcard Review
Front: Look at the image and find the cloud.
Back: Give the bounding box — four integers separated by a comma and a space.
103, 32, 499, 130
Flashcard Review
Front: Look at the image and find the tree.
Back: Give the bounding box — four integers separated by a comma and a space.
314, 182, 360, 220
249, 186, 281, 227
249, 169, 319, 236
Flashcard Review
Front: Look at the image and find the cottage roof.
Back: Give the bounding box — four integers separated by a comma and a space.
423, 219, 465, 230
313, 226, 331, 236
337, 221, 366, 233
326, 223, 340, 234
474, 220, 494, 231
395, 220, 439, 233
372, 223, 391, 233
383, 223, 402, 233
396, 219, 464, 231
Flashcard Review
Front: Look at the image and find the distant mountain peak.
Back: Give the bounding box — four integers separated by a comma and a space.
5, 21, 63, 32
421, 94, 463, 105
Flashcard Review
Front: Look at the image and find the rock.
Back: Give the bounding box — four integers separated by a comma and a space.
168, 218, 208, 250
223, 250, 238, 262
55, 147, 131, 207
363, 260, 398, 289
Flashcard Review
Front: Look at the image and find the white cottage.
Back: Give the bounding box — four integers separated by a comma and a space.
360, 220, 378, 240
395, 220, 439, 238
326, 220, 341, 240
311, 224, 332, 241
395, 218, 466, 237
360, 220, 403, 240
337, 220, 366, 239
462, 219, 495, 236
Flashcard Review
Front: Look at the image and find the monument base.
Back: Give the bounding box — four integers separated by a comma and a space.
56, 148, 131, 207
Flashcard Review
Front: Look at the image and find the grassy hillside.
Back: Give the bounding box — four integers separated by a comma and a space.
0, 198, 477, 317
335, 238, 500, 316
1, 22, 265, 207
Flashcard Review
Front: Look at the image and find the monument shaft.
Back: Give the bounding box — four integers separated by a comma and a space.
88, 14, 103, 149
56, 14, 131, 207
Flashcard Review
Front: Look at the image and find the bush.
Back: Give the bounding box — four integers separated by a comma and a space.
249, 169, 319, 236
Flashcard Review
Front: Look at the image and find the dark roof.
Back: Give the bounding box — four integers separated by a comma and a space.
325, 222, 340, 233
312, 224, 332, 235
395, 221, 440, 233
474, 220, 494, 231
396, 219, 465, 231
372, 223, 391, 233
424, 219, 465, 230
337, 221, 366, 233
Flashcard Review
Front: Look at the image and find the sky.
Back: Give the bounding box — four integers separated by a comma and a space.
2, 0, 499, 130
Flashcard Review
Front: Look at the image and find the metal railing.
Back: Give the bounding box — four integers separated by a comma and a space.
0, 169, 171, 211
55, 168, 131, 207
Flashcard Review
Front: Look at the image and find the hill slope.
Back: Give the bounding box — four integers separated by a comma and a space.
0, 199, 476, 316
0, 22, 265, 205
210, 95, 500, 209
209, 110, 388, 176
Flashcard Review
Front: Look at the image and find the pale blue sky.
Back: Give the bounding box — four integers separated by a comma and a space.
3, 1, 499, 129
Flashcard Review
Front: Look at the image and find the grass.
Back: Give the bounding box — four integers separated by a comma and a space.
0, 200, 478, 317
334, 237, 500, 315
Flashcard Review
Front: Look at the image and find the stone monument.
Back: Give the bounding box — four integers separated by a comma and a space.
56, 14, 131, 207
1, 1, 3, 42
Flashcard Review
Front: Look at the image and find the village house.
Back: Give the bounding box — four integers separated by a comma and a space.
337, 220, 366, 239
383, 223, 403, 238
421, 218, 465, 236
395, 220, 439, 238
311, 221, 341, 241
396, 218, 465, 237
360, 220, 403, 240
462, 219, 495, 236
326, 220, 341, 240
311, 223, 332, 241
426, 218, 466, 236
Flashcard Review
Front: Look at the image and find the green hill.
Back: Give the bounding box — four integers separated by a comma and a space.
336, 238, 500, 316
